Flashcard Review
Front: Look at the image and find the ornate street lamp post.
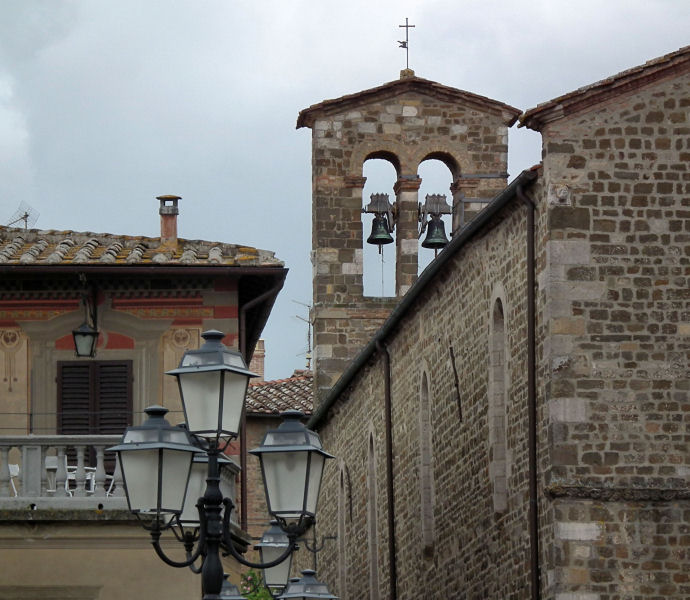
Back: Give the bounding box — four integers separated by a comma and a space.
109, 330, 333, 600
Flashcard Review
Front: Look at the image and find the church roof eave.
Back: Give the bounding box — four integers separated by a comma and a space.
520, 45, 690, 131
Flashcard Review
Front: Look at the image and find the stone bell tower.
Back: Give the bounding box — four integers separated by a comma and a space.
297, 70, 520, 404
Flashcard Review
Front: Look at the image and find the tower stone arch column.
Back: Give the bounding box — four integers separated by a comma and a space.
393, 175, 421, 296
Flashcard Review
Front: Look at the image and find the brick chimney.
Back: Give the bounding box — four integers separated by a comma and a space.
249, 339, 265, 381
157, 195, 180, 246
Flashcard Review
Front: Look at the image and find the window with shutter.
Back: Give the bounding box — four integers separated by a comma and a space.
57, 360, 133, 468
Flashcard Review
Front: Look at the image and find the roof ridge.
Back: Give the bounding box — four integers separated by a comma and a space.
520, 44, 690, 130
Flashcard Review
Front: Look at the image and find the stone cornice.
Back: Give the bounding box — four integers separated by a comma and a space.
393, 177, 422, 193
546, 484, 690, 502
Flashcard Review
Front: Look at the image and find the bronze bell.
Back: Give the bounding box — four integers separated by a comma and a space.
421, 215, 449, 249
367, 215, 394, 246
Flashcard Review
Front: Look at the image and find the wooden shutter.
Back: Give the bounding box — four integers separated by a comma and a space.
95, 362, 133, 434
57, 363, 93, 435
58, 361, 133, 435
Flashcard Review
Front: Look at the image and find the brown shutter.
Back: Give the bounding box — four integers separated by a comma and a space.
95, 361, 133, 433
58, 360, 133, 434
57, 362, 93, 435
58, 360, 133, 470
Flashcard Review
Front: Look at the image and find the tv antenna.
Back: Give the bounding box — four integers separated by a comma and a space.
6, 202, 39, 230
292, 300, 313, 370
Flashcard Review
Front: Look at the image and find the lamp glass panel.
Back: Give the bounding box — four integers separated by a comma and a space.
119, 449, 161, 513
305, 453, 326, 515
220, 371, 248, 436
74, 332, 95, 357
179, 460, 206, 524
179, 370, 247, 436
159, 448, 193, 513
262, 451, 308, 518
261, 544, 292, 589
179, 370, 223, 433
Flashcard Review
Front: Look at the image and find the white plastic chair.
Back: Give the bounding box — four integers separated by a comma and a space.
9, 463, 19, 496
45, 456, 96, 495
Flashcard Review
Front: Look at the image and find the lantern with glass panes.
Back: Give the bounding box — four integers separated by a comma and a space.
109, 330, 334, 600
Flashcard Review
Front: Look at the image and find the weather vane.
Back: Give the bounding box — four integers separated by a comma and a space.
398, 17, 415, 70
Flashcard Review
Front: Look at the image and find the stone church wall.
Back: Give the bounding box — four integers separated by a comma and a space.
539, 71, 690, 598
306, 196, 537, 599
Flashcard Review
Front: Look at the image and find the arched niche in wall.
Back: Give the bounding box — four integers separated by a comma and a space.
418, 368, 435, 558
366, 430, 380, 600
488, 292, 509, 513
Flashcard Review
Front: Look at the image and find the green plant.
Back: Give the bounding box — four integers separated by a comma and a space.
240, 569, 273, 600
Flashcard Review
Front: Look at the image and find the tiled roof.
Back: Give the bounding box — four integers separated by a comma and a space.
297, 71, 522, 128
246, 370, 313, 416
520, 45, 690, 131
0, 225, 283, 268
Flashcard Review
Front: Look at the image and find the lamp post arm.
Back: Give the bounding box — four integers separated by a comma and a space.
302, 534, 336, 554
150, 526, 205, 569
170, 522, 205, 574
220, 498, 298, 569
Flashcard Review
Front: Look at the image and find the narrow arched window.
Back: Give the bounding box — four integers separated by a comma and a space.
419, 371, 435, 556
337, 465, 348, 599
367, 433, 380, 599
489, 298, 508, 512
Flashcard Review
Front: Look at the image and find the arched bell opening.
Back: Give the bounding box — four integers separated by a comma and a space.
362, 156, 399, 297
417, 158, 455, 274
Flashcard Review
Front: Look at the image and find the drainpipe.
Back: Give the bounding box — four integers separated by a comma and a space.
376, 340, 398, 600
517, 184, 540, 600
238, 280, 285, 532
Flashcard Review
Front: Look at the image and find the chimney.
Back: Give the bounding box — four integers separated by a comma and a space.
249, 339, 265, 382
157, 195, 180, 246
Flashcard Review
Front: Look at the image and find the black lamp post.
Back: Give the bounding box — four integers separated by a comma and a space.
109, 330, 334, 600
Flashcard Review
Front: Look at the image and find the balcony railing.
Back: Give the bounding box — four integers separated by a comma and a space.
0, 435, 239, 521
0, 435, 126, 510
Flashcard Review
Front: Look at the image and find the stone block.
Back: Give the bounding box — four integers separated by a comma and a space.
547, 240, 591, 265
556, 521, 601, 541
550, 398, 588, 422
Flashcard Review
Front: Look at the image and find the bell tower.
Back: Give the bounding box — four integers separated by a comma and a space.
298, 71, 520, 404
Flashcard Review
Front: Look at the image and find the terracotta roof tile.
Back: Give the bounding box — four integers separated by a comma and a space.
520, 45, 690, 131
0, 225, 283, 268
246, 370, 313, 416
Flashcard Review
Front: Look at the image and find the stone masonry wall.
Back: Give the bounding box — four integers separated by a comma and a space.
306, 82, 515, 405
307, 197, 539, 599
539, 71, 690, 598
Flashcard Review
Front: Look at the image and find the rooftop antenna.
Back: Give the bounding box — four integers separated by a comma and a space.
293, 300, 313, 370
6, 202, 39, 230
398, 17, 415, 70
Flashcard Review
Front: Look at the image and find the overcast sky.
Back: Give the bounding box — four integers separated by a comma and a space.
0, 1, 687, 380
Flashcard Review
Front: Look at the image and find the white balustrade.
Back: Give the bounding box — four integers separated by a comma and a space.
0, 435, 127, 510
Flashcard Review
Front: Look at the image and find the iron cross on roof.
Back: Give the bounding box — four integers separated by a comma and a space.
398, 18, 415, 70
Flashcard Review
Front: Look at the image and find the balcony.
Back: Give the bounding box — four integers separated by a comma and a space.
0, 435, 239, 520
0, 435, 127, 511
